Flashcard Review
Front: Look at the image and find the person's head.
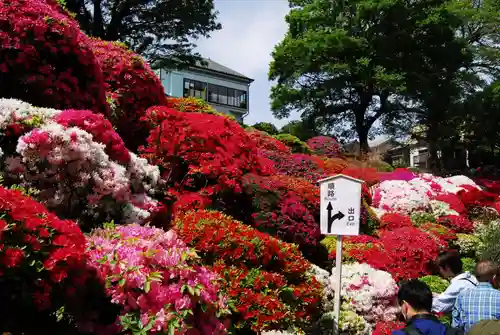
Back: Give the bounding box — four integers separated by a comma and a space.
436, 250, 463, 279
397, 279, 433, 320
475, 260, 500, 287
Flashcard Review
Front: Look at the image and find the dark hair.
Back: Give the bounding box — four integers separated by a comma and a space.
436, 250, 463, 275
398, 280, 433, 312
475, 260, 499, 282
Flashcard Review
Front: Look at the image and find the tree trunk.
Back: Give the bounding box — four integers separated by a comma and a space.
426, 122, 441, 173
357, 127, 370, 158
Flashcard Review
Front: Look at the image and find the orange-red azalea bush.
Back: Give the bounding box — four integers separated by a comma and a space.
173, 210, 322, 333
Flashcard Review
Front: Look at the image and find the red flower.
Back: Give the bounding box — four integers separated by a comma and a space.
3, 248, 24, 268
379, 213, 412, 230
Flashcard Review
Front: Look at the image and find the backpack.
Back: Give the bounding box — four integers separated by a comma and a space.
403, 324, 465, 335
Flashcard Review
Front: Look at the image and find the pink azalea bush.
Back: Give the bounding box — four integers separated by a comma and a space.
86, 224, 229, 335
325, 263, 399, 324
0, 99, 162, 229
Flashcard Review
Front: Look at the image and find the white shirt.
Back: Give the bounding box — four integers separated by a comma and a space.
432, 272, 478, 313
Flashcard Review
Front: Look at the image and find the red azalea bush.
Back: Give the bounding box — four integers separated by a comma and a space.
379, 212, 412, 230
306, 136, 342, 158
419, 222, 457, 245
323, 157, 349, 175
89, 39, 166, 150
458, 186, 497, 210
349, 227, 442, 280
247, 128, 292, 154
173, 210, 322, 333
0, 0, 107, 114
140, 107, 271, 197
0, 186, 89, 332
267, 152, 326, 183
437, 215, 474, 234
242, 174, 321, 252
55, 109, 130, 164
434, 193, 467, 215
342, 166, 380, 186
372, 321, 405, 335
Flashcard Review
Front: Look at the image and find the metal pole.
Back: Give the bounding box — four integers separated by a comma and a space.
333, 235, 343, 335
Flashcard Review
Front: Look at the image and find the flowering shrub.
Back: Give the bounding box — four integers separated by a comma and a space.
173, 210, 322, 333
458, 187, 497, 210
455, 233, 480, 256
5, 121, 160, 229
349, 228, 442, 280
317, 302, 371, 335
325, 263, 399, 324
437, 215, 474, 233
55, 109, 130, 164
0, 186, 88, 332
410, 212, 436, 226
462, 257, 476, 273
270, 153, 326, 183
247, 129, 291, 154
434, 193, 467, 215
372, 321, 405, 335
306, 136, 342, 158
419, 223, 457, 247
165, 97, 235, 120
242, 174, 321, 252
140, 107, 270, 198
379, 213, 412, 231
89, 39, 166, 150
0, 0, 107, 114
378, 168, 416, 182
323, 158, 348, 175
342, 167, 380, 187
86, 224, 229, 334
274, 134, 311, 153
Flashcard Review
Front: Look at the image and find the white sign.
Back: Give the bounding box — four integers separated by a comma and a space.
318, 174, 363, 236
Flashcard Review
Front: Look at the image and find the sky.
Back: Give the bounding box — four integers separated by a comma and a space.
195, 0, 294, 128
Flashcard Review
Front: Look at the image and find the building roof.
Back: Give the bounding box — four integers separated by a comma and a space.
193, 58, 254, 83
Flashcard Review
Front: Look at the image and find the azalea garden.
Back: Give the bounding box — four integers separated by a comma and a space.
2, 0, 500, 334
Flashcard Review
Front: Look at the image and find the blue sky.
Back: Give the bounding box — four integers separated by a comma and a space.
196, 0, 295, 127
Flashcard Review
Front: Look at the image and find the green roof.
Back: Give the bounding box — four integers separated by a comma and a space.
193, 58, 253, 82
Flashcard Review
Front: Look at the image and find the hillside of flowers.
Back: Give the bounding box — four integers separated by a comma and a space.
2, 0, 500, 334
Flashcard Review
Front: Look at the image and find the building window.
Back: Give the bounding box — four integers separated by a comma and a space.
184, 79, 206, 99
206, 83, 248, 108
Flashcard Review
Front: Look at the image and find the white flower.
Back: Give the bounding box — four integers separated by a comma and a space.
430, 200, 459, 218
326, 263, 399, 324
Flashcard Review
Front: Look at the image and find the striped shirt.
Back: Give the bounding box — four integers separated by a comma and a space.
452, 282, 500, 333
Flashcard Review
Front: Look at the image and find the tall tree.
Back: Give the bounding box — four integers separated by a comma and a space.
269, 0, 468, 155
65, 0, 221, 68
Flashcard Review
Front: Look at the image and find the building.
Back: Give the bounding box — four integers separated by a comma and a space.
157, 58, 254, 122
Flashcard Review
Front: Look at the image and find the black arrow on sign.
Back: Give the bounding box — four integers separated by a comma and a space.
327, 202, 345, 233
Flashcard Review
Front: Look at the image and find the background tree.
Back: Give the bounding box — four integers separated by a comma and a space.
65, 0, 221, 68
252, 122, 279, 135
269, 0, 472, 156
280, 120, 319, 141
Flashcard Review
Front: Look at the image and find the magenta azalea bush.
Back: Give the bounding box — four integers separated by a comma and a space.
306, 136, 342, 158
86, 224, 230, 335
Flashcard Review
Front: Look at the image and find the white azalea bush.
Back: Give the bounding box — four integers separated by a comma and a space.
0, 98, 163, 229
373, 174, 481, 213
325, 263, 399, 324
430, 200, 459, 218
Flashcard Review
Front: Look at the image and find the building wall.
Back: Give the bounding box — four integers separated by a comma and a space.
159, 69, 250, 122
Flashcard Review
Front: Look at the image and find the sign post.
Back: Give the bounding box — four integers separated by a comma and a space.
318, 174, 363, 335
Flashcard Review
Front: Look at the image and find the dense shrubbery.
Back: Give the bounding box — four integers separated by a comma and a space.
0, 0, 108, 114
89, 39, 166, 150
2, 2, 500, 333
253, 122, 279, 135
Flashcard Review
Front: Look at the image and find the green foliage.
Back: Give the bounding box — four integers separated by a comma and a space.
368, 160, 393, 172
477, 223, 500, 263
274, 133, 311, 153
65, 0, 221, 68
252, 122, 279, 135
420, 275, 449, 294
280, 120, 319, 141
411, 212, 437, 227
270, 0, 469, 153
462, 257, 476, 273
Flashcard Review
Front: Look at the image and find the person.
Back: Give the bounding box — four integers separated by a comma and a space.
453, 260, 500, 333
432, 250, 478, 314
393, 279, 464, 335
468, 320, 500, 335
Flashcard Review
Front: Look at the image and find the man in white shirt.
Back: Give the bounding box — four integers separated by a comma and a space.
432, 250, 478, 314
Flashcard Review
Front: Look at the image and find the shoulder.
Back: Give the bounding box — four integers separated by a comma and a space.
392, 330, 406, 335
